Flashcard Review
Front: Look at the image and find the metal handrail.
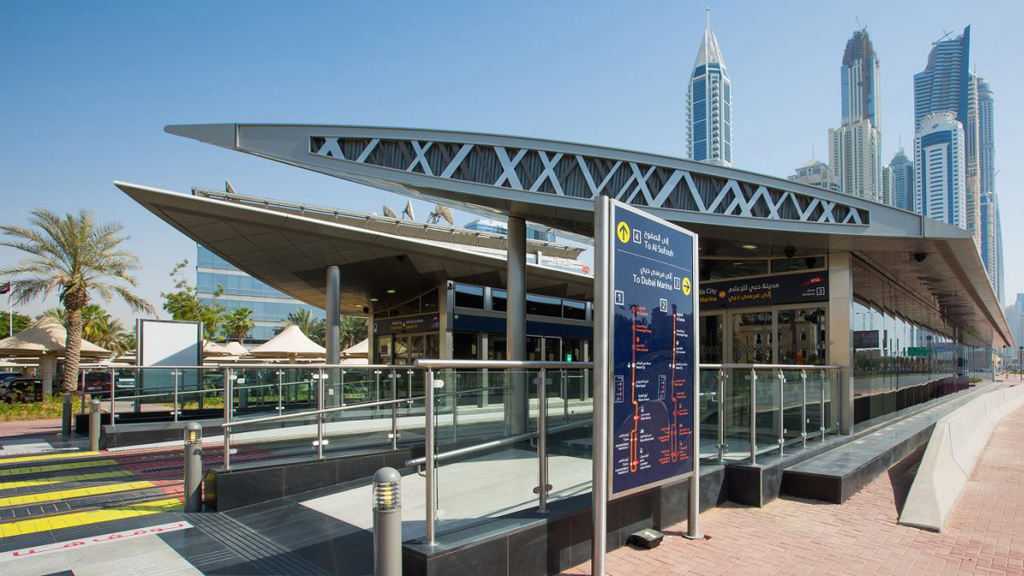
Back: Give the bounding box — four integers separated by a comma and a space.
405, 420, 591, 467
415, 360, 594, 369
700, 363, 840, 370
222, 395, 428, 429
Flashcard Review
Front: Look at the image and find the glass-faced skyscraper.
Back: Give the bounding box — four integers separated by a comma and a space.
829, 29, 882, 203
687, 9, 732, 166
914, 27, 971, 131
888, 149, 915, 212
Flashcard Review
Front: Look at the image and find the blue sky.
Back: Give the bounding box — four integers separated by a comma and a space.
1, 0, 1022, 322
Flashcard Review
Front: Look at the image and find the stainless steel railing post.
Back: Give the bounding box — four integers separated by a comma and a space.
717, 368, 725, 462
109, 367, 116, 429
406, 370, 413, 415
800, 369, 807, 448
223, 367, 232, 471
537, 368, 548, 513
277, 369, 283, 413
317, 369, 325, 460
390, 370, 398, 451
452, 372, 459, 443
749, 368, 757, 465
173, 369, 179, 423
340, 368, 346, 408
375, 370, 382, 416
777, 369, 785, 457
561, 369, 568, 424
820, 370, 827, 442
425, 368, 437, 546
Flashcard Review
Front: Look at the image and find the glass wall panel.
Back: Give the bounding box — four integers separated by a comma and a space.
732, 311, 773, 363
700, 315, 724, 364
777, 307, 826, 365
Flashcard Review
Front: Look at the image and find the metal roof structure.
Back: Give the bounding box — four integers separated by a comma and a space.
140, 124, 1009, 347
116, 182, 594, 313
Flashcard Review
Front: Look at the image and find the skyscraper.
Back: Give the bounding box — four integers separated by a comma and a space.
914, 27, 970, 131
687, 9, 732, 166
888, 148, 915, 212
829, 30, 882, 202
977, 76, 995, 196
881, 164, 894, 206
915, 112, 966, 229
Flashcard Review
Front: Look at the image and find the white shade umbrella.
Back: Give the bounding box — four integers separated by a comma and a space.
245, 326, 325, 360
0, 317, 110, 358
341, 338, 369, 359
222, 342, 249, 357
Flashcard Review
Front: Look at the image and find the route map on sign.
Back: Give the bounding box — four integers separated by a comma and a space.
610, 203, 697, 496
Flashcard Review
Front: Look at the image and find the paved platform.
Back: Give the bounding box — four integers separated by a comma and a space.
564, 403, 1024, 576
782, 381, 1001, 503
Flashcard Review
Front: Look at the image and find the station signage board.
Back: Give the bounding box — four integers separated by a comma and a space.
607, 201, 698, 497
699, 271, 828, 310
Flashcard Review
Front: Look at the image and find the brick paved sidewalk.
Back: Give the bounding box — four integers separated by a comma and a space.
0, 419, 60, 439
565, 404, 1024, 576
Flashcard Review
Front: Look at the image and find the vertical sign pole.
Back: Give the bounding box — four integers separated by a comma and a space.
591, 195, 611, 576
686, 223, 702, 540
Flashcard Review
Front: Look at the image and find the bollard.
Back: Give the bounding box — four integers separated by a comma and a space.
183, 422, 203, 512
89, 399, 101, 451
61, 393, 72, 436
372, 467, 402, 576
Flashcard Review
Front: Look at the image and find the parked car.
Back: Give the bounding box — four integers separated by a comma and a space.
79, 372, 136, 397
0, 372, 23, 386
1, 377, 43, 403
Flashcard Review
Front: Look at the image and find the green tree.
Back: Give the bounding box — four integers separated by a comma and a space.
0, 310, 32, 338
0, 209, 154, 393
339, 315, 368, 350
223, 307, 255, 342
161, 260, 226, 341
80, 305, 129, 354
281, 308, 325, 345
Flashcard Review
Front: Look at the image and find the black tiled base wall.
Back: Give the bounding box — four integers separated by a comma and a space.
402, 466, 727, 576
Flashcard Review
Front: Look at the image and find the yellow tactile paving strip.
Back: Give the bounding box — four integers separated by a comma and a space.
0, 497, 182, 537
0, 459, 119, 478
0, 480, 156, 507
0, 469, 133, 491
0, 451, 99, 466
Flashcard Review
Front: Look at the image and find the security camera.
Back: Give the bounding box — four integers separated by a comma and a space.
784, 246, 796, 259
362, 306, 370, 314
913, 252, 927, 263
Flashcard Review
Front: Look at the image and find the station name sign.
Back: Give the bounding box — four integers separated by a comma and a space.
373, 313, 439, 336
699, 271, 828, 310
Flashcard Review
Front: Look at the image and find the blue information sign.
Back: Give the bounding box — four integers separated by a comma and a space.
609, 202, 698, 497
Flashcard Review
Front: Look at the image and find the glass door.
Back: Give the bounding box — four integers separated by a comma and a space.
731, 310, 774, 364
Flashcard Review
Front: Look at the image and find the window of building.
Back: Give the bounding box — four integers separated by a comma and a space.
453, 332, 478, 360
454, 284, 484, 309
421, 288, 439, 313
492, 289, 507, 312
700, 259, 769, 281
527, 294, 562, 317
771, 256, 826, 273
563, 300, 586, 320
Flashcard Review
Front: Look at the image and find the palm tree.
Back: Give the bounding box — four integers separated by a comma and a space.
223, 307, 255, 342
283, 308, 325, 345
37, 307, 68, 326
0, 210, 153, 393
339, 315, 368, 350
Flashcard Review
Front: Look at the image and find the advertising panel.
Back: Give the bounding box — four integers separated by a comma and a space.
609, 202, 698, 497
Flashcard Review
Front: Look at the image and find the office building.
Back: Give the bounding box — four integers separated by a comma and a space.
881, 164, 894, 206
914, 27, 971, 130
788, 157, 836, 191
687, 10, 732, 166
977, 76, 995, 196
829, 30, 882, 202
464, 219, 555, 242
915, 112, 966, 229
197, 245, 323, 343
888, 148, 915, 212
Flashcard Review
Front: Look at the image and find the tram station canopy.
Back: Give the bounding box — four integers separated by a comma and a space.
119, 124, 1010, 348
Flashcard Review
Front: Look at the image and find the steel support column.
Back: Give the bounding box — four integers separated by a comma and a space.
326, 265, 341, 407
506, 216, 528, 434
828, 252, 854, 435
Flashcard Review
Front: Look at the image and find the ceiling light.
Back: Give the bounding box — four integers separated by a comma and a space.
370, 297, 379, 302
386, 289, 396, 294
741, 244, 757, 250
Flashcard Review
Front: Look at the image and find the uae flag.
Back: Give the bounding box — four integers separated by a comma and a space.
0, 282, 9, 295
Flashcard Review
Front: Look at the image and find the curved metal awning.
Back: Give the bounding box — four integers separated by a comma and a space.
115, 182, 594, 313
156, 124, 1010, 348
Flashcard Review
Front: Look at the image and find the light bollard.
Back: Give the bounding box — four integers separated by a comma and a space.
183, 422, 203, 512
89, 399, 101, 451
61, 393, 72, 436
372, 467, 402, 576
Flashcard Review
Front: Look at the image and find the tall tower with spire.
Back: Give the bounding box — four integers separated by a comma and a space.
828, 28, 883, 203
687, 8, 732, 166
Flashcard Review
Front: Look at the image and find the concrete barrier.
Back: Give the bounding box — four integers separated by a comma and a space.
899, 384, 1024, 532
